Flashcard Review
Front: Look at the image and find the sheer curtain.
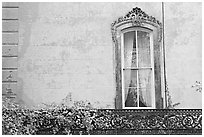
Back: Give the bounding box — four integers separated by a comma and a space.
124, 31, 138, 107
137, 31, 152, 107
123, 30, 152, 107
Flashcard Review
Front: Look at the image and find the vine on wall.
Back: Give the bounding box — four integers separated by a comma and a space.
165, 83, 180, 109
192, 81, 202, 93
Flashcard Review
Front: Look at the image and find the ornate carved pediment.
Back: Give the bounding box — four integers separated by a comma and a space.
111, 7, 162, 43
112, 7, 162, 28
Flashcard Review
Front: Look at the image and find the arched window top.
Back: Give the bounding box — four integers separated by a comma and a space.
121, 27, 152, 34
111, 7, 162, 43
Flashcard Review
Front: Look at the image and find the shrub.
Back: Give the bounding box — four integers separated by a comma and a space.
2, 98, 118, 135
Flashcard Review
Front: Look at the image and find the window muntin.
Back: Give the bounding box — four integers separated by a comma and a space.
121, 28, 155, 109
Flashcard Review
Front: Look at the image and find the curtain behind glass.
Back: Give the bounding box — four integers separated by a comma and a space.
124, 31, 138, 107
123, 30, 152, 107
137, 31, 152, 107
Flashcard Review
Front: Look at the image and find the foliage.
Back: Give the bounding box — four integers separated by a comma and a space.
165, 85, 180, 109
2, 97, 202, 135
3, 81, 202, 135
166, 93, 180, 109
2, 97, 117, 135
192, 81, 202, 92
166, 81, 202, 109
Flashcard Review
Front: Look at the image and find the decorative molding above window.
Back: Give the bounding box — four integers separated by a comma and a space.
111, 7, 162, 43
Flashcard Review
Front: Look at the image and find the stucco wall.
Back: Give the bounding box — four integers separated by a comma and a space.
16, 2, 201, 108
165, 2, 202, 108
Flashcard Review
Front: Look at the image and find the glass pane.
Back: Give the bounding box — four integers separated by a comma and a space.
123, 70, 137, 88
138, 69, 152, 107
124, 31, 137, 68
137, 31, 151, 67
125, 88, 138, 107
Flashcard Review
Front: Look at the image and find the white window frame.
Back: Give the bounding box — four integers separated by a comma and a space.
121, 27, 156, 109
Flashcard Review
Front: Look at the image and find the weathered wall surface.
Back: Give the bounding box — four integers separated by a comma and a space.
13, 2, 201, 108
165, 3, 202, 108
2, 2, 19, 101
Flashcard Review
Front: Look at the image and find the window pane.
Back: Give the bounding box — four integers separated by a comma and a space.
123, 69, 137, 88
138, 69, 152, 107
125, 88, 138, 107
124, 31, 137, 68
137, 31, 151, 67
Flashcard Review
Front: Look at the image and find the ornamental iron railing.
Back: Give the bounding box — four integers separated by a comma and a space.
36, 109, 202, 135
71, 109, 202, 135
2, 108, 201, 135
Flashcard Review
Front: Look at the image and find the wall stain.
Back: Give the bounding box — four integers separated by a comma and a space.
17, 77, 34, 107
19, 3, 39, 59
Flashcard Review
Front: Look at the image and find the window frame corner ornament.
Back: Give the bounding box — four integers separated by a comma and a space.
111, 24, 117, 44
158, 26, 163, 42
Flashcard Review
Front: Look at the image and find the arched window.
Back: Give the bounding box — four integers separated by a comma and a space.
112, 7, 163, 109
